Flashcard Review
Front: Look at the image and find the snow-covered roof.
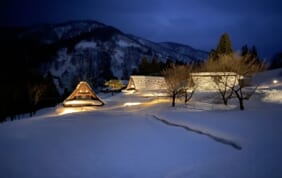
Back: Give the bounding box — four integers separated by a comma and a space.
125, 75, 167, 91
191, 72, 239, 91
63, 81, 104, 106
191, 72, 238, 76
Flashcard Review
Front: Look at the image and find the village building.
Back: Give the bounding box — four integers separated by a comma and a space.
190, 72, 241, 91
63, 81, 104, 107
123, 75, 168, 96
123, 72, 243, 95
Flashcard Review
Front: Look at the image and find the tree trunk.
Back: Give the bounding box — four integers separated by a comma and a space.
239, 98, 244, 110
219, 91, 228, 105
172, 94, 176, 107
234, 89, 245, 110
223, 98, 228, 105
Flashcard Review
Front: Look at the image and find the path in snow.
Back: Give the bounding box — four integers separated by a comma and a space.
151, 115, 242, 150
0, 111, 238, 178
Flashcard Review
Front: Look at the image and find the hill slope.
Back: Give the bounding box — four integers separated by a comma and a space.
2, 20, 209, 92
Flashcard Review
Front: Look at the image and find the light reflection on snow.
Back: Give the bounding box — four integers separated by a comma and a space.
56, 107, 96, 115
63, 99, 102, 106
123, 102, 141, 106
123, 98, 170, 107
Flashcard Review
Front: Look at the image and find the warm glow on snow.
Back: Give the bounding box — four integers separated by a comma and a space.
123, 102, 141, 106
145, 98, 169, 105
56, 106, 96, 115
58, 108, 81, 115
63, 99, 102, 106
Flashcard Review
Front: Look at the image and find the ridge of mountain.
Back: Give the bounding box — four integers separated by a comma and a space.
1, 20, 209, 92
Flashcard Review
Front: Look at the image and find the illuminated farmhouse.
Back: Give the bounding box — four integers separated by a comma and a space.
63, 81, 104, 107
124, 73, 243, 95
190, 72, 241, 91
123, 75, 168, 96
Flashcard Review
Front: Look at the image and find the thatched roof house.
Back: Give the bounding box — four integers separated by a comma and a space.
63, 81, 104, 107
123, 73, 242, 95
191, 72, 240, 91
123, 75, 167, 96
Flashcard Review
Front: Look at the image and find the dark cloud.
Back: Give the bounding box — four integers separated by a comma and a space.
1, 0, 281, 59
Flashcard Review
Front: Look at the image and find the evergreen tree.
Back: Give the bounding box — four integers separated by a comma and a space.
250, 46, 258, 59
37, 72, 60, 109
241, 45, 261, 64
131, 68, 138, 75
208, 49, 218, 60
138, 56, 150, 75
241, 44, 249, 56
165, 58, 174, 68
216, 33, 233, 55
151, 56, 161, 75
269, 52, 282, 69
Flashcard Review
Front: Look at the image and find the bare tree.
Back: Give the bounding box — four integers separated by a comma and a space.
229, 54, 266, 110
202, 53, 266, 110
184, 75, 197, 103
161, 64, 194, 107
201, 57, 238, 105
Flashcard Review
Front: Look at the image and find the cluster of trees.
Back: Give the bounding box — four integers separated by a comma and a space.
0, 33, 62, 122
132, 55, 186, 76
269, 52, 282, 69
0, 70, 61, 122
161, 33, 266, 110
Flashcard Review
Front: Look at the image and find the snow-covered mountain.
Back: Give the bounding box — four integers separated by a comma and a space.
11, 20, 209, 93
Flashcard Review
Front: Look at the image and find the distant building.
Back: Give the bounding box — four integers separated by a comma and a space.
191, 72, 240, 91
123, 75, 168, 96
123, 73, 242, 96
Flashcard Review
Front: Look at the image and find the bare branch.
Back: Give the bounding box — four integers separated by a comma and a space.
161, 64, 194, 107
201, 53, 265, 110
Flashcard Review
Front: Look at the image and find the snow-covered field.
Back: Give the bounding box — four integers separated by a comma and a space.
1, 68, 282, 178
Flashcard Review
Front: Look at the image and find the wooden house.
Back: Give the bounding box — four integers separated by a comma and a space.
123, 75, 168, 96
63, 81, 104, 107
190, 72, 240, 91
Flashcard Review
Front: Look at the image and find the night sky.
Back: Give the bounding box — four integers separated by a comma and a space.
1, 0, 282, 59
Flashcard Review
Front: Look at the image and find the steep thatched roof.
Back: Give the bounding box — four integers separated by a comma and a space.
63, 81, 104, 107
125, 75, 167, 91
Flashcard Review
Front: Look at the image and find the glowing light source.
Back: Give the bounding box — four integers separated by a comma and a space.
273, 80, 279, 84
